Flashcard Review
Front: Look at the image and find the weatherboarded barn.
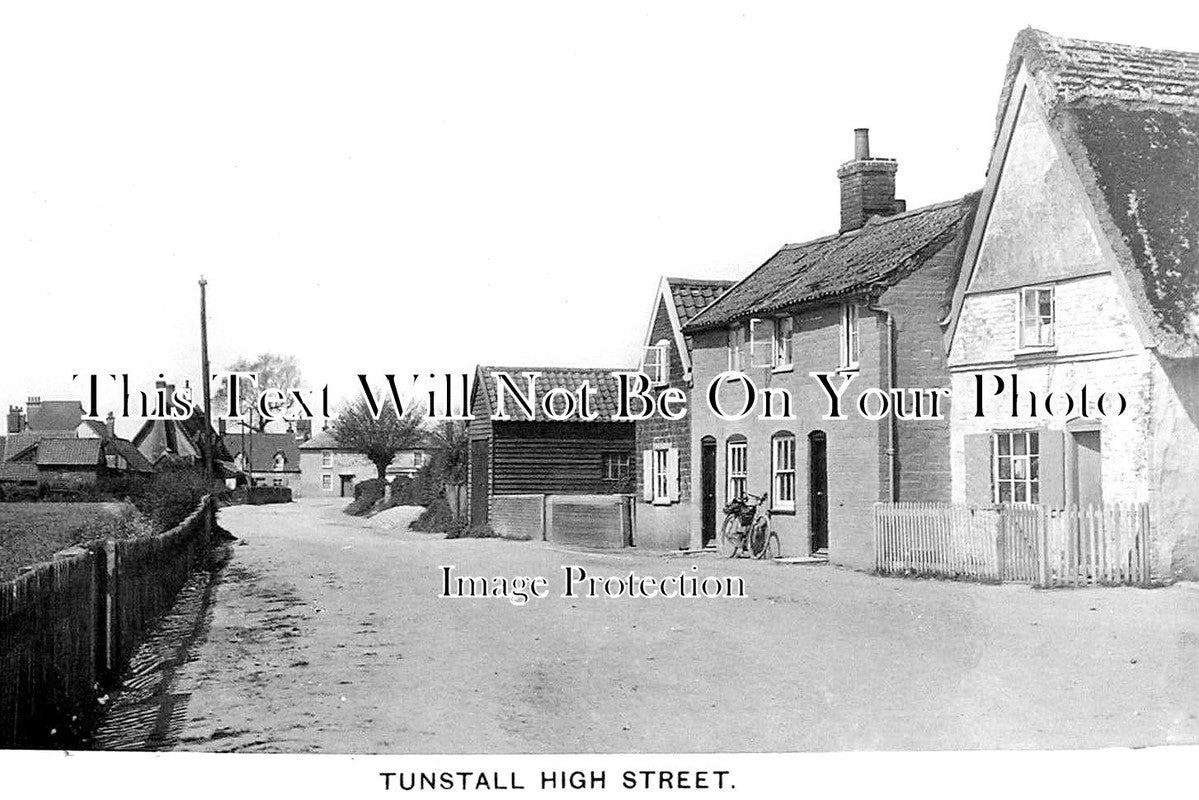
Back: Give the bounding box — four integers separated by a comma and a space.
468, 366, 635, 545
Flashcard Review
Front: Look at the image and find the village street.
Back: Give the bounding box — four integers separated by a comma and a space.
104, 497, 1199, 753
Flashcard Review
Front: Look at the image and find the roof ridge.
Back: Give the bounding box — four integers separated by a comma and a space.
478, 365, 628, 373
1027, 27, 1199, 60
664, 276, 736, 285
779, 196, 964, 251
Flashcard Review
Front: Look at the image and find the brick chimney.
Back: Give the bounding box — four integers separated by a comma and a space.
7, 405, 25, 434
105, 411, 116, 438
25, 397, 41, 428
836, 128, 904, 233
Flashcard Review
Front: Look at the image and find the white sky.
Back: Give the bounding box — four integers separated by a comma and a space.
2, 1, 1196, 432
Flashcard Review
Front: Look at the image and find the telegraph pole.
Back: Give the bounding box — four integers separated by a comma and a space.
199, 276, 214, 481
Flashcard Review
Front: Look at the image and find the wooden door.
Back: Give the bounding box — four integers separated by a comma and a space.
470, 440, 489, 525
808, 430, 828, 552
701, 438, 717, 546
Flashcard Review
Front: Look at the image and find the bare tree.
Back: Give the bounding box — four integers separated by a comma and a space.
331, 397, 425, 483
213, 352, 303, 432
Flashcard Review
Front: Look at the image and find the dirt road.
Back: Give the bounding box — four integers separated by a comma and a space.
125, 498, 1199, 753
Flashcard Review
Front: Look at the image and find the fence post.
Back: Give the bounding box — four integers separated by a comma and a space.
1140, 503, 1152, 587
1036, 506, 1049, 588
104, 538, 119, 682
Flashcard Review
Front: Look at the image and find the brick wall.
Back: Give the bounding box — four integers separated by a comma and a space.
689, 304, 886, 568
635, 297, 692, 503
879, 238, 961, 502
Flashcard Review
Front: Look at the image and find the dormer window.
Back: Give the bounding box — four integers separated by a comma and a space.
839, 303, 860, 369
643, 340, 669, 386
273, 451, 287, 471
1019, 286, 1055, 348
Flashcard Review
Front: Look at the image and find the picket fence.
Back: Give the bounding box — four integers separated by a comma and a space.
873, 501, 1152, 587
0, 496, 213, 749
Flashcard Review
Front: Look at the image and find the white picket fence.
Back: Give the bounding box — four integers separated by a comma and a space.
873, 502, 1152, 587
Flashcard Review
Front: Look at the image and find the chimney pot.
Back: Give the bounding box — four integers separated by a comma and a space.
854, 128, 870, 160
837, 128, 899, 233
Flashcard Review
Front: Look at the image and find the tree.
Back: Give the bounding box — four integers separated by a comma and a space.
212, 352, 303, 432
331, 397, 426, 483
429, 420, 468, 485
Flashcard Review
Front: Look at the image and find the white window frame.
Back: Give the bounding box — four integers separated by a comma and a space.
321, 450, 332, 468
727, 324, 745, 371
642, 340, 669, 386
1018, 286, 1056, 348
747, 318, 774, 368
652, 447, 670, 504
727, 439, 747, 501
413, 452, 424, 468
840, 303, 860, 370
321, 473, 332, 491
772, 433, 796, 511
772, 316, 793, 371
992, 430, 1040, 504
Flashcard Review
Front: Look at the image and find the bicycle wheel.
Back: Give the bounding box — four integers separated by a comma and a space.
748, 519, 770, 558
718, 514, 743, 558
756, 531, 780, 560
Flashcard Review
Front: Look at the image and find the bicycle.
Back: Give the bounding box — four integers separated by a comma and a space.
718, 491, 779, 559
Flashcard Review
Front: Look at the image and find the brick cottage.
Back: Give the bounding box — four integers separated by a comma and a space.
680, 130, 979, 568
633, 277, 734, 550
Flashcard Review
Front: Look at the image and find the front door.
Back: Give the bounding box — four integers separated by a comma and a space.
808, 431, 828, 552
701, 438, 717, 547
339, 475, 354, 498
470, 440, 489, 525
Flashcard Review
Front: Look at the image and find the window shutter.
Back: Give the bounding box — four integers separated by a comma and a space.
1039, 428, 1066, 509
964, 433, 992, 505
642, 450, 653, 502
666, 447, 680, 502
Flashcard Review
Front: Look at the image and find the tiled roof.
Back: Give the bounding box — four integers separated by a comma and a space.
3, 430, 73, 461
684, 196, 978, 331
26, 400, 83, 432
79, 419, 110, 439
666, 278, 736, 326
1004, 29, 1199, 356
297, 428, 341, 450
475, 365, 629, 422
104, 438, 156, 473
0, 462, 39, 482
223, 432, 302, 471
35, 438, 103, 467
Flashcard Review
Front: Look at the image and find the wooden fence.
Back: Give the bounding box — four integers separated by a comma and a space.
874, 502, 1152, 587
0, 495, 212, 749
